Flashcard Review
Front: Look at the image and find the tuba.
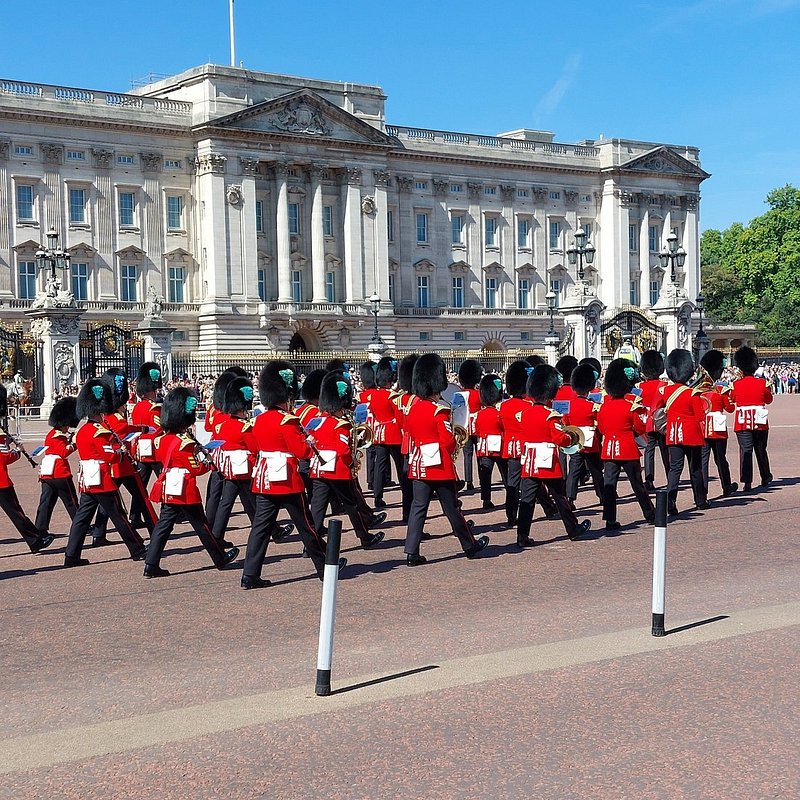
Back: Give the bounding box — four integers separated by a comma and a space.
560, 425, 585, 455
348, 402, 374, 475
690, 365, 714, 393
447, 393, 470, 462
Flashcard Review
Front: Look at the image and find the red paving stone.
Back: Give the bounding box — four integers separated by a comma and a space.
0, 396, 798, 797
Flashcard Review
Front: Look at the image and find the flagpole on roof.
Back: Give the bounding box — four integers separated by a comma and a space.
229, 0, 236, 67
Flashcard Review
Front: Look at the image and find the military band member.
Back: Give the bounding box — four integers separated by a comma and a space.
564, 363, 604, 507
34, 396, 79, 536
699, 349, 738, 497
500, 360, 532, 528
63, 380, 146, 567
457, 358, 483, 491
404, 353, 488, 566
358, 361, 380, 492
295, 369, 327, 499
394, 353, 419, 523
131, 361, 163, 489
370, 357, 406, 510
143, 387, 239, 577
638, 350, 669, 490
474, 373, 506, 509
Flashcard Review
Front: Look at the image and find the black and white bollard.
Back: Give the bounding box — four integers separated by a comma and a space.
315, 518, 343, 696
651, 489, 668, 637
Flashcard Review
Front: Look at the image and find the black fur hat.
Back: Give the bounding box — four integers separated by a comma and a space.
412, 353, 448, 398
605, 358, 639, 399
213, 367, 248, 410
525, 354, 546, 368
161, 387, 198, 434
359, 361, 377, 390
640, 350, 665, 380
665, 349, 695, 385
223, 376, 254, 415
0, 384, 8, 418
479, 373, 503, 407
555, 355, 578, 383
325, 358, 348, 373
319, 371, 354, 414
100, 368, 128, 412
48, 397, 79, 428
398, 354, 418, 392
458, 358, 483, 389
135, 361, 162, 397
571, 363, 598, 395
505, 360, 530, 398
700, 349, 726, 381
376, 356, 398, 389
76, 379, 113, 419
578, 357, 602, 377
527, 364, 561, 403
301, 369, 327, 403
734, 345, 758, 376
259, 360, 298, 408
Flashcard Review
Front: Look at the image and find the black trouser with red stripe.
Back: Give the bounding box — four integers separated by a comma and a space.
506, 458, 557, 525
644, 432, 669, 485
478, 455, 507, 505
205, 469, 224, 528
373, 443, 407, 506
211, 478, 257, 541
602, 460, 655, 523
462, 436, 477, 485
136, 461, 161, 489
243, 492, 326, 580
92, 473, 156, 536
34, 477, 79, 532
310, 478, 376, 544
65, 491, 145, 560
517, 477, 579, 543
566, 451, 604, 503
701, 438, 735, 493
0, 486, 46, 551
405, 479, 476, 556
666, 445, 707, 510
735, 430, 771, 486
147, 503, 227, 568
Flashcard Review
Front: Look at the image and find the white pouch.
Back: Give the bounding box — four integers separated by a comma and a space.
420, 442, 442, 467
755, 407, 769, 425
737, 405, 760, 426
164, 467, 186, 497
578, 426, 596, 448
80, 459, 102, 487
40, 454, 59, 478
265, 452, 288, 482
228, 449, 251, 477
137, 437, 153, 459
533, 443, 556, 470
485, 434, 502, 454
710, 412, 727, 432
315, 449, 338, 474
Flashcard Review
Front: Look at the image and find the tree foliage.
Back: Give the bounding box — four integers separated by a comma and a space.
701, 185, 800, 346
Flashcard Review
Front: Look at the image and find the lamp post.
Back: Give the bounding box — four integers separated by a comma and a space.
546, 288, 557, 335
693, 291, 710, 359
35, 227, 71, 295
368, 292, 382, 344
696, 292, 705, 335
544, 285, 561, 365
566, 227, 596, 282
658, 231, 686, 284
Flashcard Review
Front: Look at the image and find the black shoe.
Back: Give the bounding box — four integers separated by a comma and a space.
362, 531, 385, 550
743, 483, 752, 492
605, 521, 622, 531
668, 505, 679, 517
455, 480, 466, 492
219, 547, 239, 568
131, 547, 148, 562
644, 510, 656, 524
241, 575, 271, 590
406, 553, 427, 566
482, 501, 495, 509
516, 537, 537, 548
31, 533, 55, 553
466, 482, 475, 491
64, 556, 90, 568
465, 535, 489, 558
320, 557, 348, 580
420, 532, 433, 541
129, 518, 147, 530
273, 523, 294, 541
370, 511, 387, 526
696, 501, 710, 510
760, 476, 773, 488
92, 536, 110, 548
569, 520, 592, 540
723, 482, 738, 497
220, 539, 235, 548
645, 481, 656, 492
506, 518, 517, 528
373, 499, 387, 509
143, 563, 170, 578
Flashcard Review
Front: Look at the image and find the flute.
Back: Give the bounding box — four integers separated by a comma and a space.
0, 418, 37, 469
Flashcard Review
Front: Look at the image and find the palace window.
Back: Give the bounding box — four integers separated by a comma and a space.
387, 210, 394, 242
388, 274, 395, 304
630, 279, 640, 306
517, 218, 530, 248
288, 203, 300, 235
164, 159, 182, 169
417, 275, 430, 307
257, 269, 266, 301
167, 195, 183, 230
450, 184, 463, 193
416, 212, 428, 243
649, 225, 659, 253
121, 264, 138, 302
68, 188, 85, 224
549, 220, 561, 249
255, 200, 264, 233
452, 276, 464, 308
485, 216, 497, 247
15, 145, 33, 156
323, 205, 334, 237
580, 194, 592, 203
549, 191, 561, 200
518, 278, 530, 309
325, 271, 335, 303
66, 150, 85, 161
415, 181, 428, 190
291, 269, 302, 302
485, 277, 497, 309
583, 222, 593, 240
517, 189, 529, 198
71, 263, 88, 301
650, 279, 660, 307
119, 192, 136, 227
451, 214, 464, 245
454, 331, 465, 342
168, 266, 185, 303
18, 261, 36, 299
419, 331, 430, 341
117, 155, 134, 165
16, 185, 34, 221
551, 279, 562, 308
629, 224, 638, 252
484, 186, 496, 196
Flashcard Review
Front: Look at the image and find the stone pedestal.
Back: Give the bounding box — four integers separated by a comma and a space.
136, 318, 176, 381
367, 338, 389, 363
544, 332, 560, 366
26, 307, 85, 412
559, 281, 605, 362
652, 282, 694, 354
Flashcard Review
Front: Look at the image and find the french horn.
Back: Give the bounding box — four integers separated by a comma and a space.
560, 425, 585, 455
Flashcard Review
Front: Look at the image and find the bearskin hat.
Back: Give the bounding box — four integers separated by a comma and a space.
665, 349, 695, 385
412, 353, 448, 399
398, 354, 418, 392
479, 373, 503, 407
700, 349, 726, 381
76, 379, 113, 419
505, 360, 530, 398
458, 358, 483, 389
223, 376, 254, 415
259, 360, 298, 408
135, 361, 162, 397
555, 355, 578, 384
525, 354, 546, 368
605, 358, 639, 399
359, 361, 377, 390
578, 357, 602, 377
0, 384, 8, 419
213, 367, 247, 411
526, 364, 560, 403
300, 369, 327, 403
375, 356, 398, 389
100, 368, 128, 412
640, 350, 665, 380
319, 371, 354, 414
571, 363, 598, 396
325, 358, 348, 373
734, 345, 758, 376
161, 387, 198, 434
48, 397, 79, 429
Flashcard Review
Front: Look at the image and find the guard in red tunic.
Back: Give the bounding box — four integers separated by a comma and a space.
516, 365, 591, 547
699, 349, 738, 497
564, 363, 604, 507
651, 349, 708, 515
554, 356, 579, 403
730, 345, 773, 491
131, 361, 163, 492
241, 361, 334, 589
474, 373, 506, 509
638, 350, 669, 490
308, 371, 385, 549
394, 354, 419, 522
457, 358, 483, 491
34, 396, 79, 536
596, 359, 655, 530
143, 387, 239, 577
63, 380, 146, 567
369, 357, 407, 510
358, 361, 381, 492
499, 360, 533, 528
295, 369, 327, 499
404, 353, 488, 565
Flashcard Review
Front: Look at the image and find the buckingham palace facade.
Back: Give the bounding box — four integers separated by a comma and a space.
0, 63, 710, 364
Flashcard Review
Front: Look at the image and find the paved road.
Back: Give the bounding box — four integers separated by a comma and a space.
1, 397, 798, 799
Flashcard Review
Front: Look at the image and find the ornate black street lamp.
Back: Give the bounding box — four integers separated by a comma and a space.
658, 231, 686, 284
566, 227, 596, 281
35, 227, 71, 292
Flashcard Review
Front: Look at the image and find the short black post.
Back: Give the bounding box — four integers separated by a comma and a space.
315, 518, 343, 696
651, 489, 668, 637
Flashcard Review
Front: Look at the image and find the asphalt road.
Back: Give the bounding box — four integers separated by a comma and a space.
1, 397, 798, 799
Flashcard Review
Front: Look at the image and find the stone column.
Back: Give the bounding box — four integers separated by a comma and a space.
0, 143, 12, 297
40, 143, 64, 233
683, 195, 700, 303
136, 317, 176, 381
275, 162, 292, 303
501, 184, 516, 307
240, 157, 260, 302
343, 168, 364, 304
309, 165, 327, 303
92, 148, 116, 300
467, 182, 483, 306
395, 175, 413, 305
639, 204, 650, 308
373, 170, 391, 308
194, 152, 230, 313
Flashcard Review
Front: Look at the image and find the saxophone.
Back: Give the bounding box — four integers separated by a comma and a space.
345, 409, 374, 475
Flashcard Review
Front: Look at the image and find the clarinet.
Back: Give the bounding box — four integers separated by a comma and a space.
0, 418, 37, 468
99, 421, 141, 469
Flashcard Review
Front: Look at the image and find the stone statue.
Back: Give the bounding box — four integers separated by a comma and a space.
585, 306, 600, 356
54, 342, 76, 383
30, 273, 76, 309
143, 285, 164, 320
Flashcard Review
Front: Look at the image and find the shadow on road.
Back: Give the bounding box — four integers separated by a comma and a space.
331, 664, 440, 695
666, 614, 729, 635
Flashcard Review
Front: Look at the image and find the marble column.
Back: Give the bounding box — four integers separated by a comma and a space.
373, 170, 391, 308
501, 184, 515, 307
275, 163, 292, 303
343, 168, 363, 304
194, 151, 230, 312
310, 166, 327, 303
639, 205, 650, 309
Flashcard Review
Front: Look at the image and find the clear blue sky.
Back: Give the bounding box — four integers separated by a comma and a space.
3, 0, 799, 233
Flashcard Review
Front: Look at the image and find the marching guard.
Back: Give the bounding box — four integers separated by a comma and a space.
131, 361, 163, 489
474, 373, 506, 509
295, 369, 327, 499
394, 354, 419, 522
699, 349, 738, 497
457, 358, 483, 491
564, 363, 604, 507
638, 350, 669, 490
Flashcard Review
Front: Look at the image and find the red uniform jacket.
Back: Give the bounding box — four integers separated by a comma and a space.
131, 399, 161, 463
294, 402, 320, 429
563, 396, 601, 454
638, 378, 667, 433
103, 411, 141, 478
597, 397, 646, 461
40, 429, 75, 480
463, 388, 481, 435
308, 413, 354, 480
217, 416, 258, 479
730, 376, 773, 431
394, 392, 418, 456
251, 408, 312, 495
554, 385, 578, 403
367, 387, 401, 446
702, 387, 734, 440
653, 384, 706, 447
474, 406, 503, 456
204, 406, 228, 436
499, 397, 531, 459
75, 420, 122, 493
0, 434, 20, 488
406, 399, 458, 481
518, 404, 572, 479
149, 433, 210, 505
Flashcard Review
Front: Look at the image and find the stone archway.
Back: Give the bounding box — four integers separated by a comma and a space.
288, 331, 308, 352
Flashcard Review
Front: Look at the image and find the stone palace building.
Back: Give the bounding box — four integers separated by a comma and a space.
1, 62, 749, 391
